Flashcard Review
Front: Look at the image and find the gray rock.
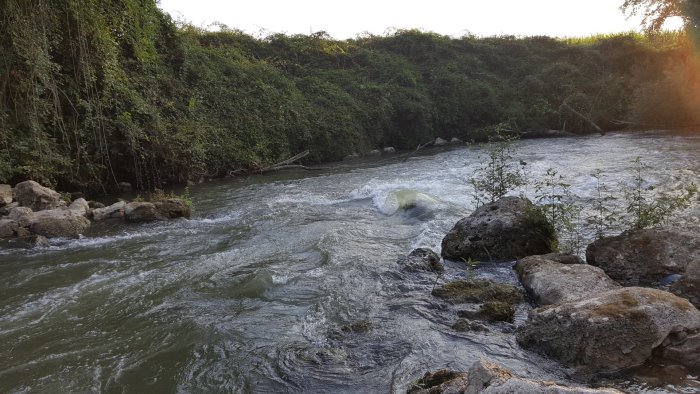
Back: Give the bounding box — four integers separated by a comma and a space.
9, 206, 34, 227
28, 235, 50, 247
449, 137, 463, 144
118, 181, 133, 192
0, 201, 18, 216
343, 153, 360, 161
515, 255, 620, 305
124, 202, 163, 222
670, 260, 700, 309
382, 147, 396, 154
465, 359, 623, 393
88, 201, 106, 209
433, 137, 448, 146
0, 219, 19, 237
367, 149, 381, 157
29, 209, 90, 238
586, 228, 700, 285
0, 184, 12, 206
13, 180, 66, 211
68, 198, 89, 217
535, 252, 585, 265
441, 197, 556, 261
517, 287, 700, 373
407, 369, 469, 394
91, 201, 126, 221
408, 360, 622, 394
397, 248, 443, 273
154, 198, 190, 219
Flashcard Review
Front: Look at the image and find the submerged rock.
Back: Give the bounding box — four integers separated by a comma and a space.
397, 248, 443, 273
458, 301, 515, 322
407, 369, 469, 394
341, 320, 373, 334
13, 180, 66, 211
586, 228, 700, 285
515, 255, 620, 306
441, 197, 556, 262
432, 279, 523, 304
517, 287, 700, 373
451, 318, 489, 332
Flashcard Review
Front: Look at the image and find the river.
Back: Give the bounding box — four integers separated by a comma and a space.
2, 131, 700, 393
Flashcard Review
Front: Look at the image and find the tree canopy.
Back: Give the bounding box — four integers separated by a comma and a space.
621, 0, 699, 32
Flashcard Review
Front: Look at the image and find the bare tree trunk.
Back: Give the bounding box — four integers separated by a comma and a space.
560, 101, 605, 136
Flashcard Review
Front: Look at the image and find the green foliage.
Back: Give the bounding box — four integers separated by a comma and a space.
588, 169, 621, 239
470, 124, 526, 206
624, 157, 698, 229
0, 2, 697, 193
461, 257, 478, 280
533, 168, 583, 254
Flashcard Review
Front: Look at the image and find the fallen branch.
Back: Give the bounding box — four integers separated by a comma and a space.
560, 101, 605, 136
256, 150, 310, 173
257, 164, 330, 173
400, 140, 435, 162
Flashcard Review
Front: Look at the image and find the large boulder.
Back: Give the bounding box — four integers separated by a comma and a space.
124, 199, 189, 222
517, 287, 700, 373
13, 180, 66, 211
515, 255, 620, 306
0, 184, 12, 206
154, 198, 190, 219
29, 209, 90, 238
8, 206, 34, 227
441, 197, 556, 261
124, 202, 163, 222
670, 260, 700, 309
397, 248, 443, 273
586, 228, 700, 285
407, 360, 622, 394
68, 198, 89, 217
91, 201, 126, 221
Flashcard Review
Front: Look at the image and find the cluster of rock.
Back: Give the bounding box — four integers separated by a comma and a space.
404, 196, 700, 392
408, 359, 622, 394
0, 180, 190, 244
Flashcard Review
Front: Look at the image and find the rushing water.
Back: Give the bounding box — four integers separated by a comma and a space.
2, 131, 700, 393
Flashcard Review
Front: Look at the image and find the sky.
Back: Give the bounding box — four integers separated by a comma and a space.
157, 0, 684, 39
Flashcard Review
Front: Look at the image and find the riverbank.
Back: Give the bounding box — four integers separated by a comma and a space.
4, 1, 698, 193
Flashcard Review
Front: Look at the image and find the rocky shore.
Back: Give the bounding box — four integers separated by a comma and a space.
0, 181, 190, 246
405, 196, 700, 393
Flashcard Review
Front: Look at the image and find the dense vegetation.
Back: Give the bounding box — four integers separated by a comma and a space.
2, 1, 700, 193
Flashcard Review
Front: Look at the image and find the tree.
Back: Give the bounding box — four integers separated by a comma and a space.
621, 0, 697, 32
